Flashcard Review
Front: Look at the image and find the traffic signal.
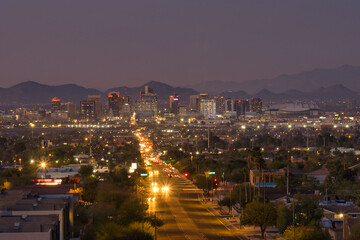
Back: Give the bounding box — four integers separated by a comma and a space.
214, 178, 218, 187
184, 172, 189, 177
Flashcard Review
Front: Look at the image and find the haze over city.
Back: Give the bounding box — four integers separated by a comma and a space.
2, 2, 360, 240
1, 1, 360, 89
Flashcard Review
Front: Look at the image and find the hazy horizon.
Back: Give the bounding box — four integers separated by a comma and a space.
1, 1, 360, 89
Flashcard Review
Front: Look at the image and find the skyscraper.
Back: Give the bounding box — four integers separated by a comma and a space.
200, 99, 216, 119
65, 102, 76, 119
251, 97, 263, 113
169, 95, 180, 115
108, 92, 120, 117
235, 99, 250, 117
225, 98, 234, 112
88, 95, 102, 119
51, 97, 61, 113
189, 95, 200, 111
80, 100, 96, 121
346, 98, 356, 111
135, 86, 157, 117
214, 96, 225, 114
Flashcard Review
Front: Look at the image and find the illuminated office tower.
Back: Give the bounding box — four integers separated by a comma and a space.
214, 96, 225, 114
51, 97, 61, 112
200, 99, 216, 119
225, 98, 234, 112
135, 86, 157, 117
189, 95, 200, 111
251, 97, 263, 113
108, 92, 120, 117
88, 95, 102, 119
235, 99, 250, 117
65, 102, 76, 118
80, 100, 96, 121
169, 95, 180, 114
120, 96, 131, 116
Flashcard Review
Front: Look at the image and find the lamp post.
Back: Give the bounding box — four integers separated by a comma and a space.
154, 211, 157, 240
30, 123, 35, 138
41, 162, 46, 179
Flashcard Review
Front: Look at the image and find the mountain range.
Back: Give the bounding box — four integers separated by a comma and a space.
102, 81, 198, 104
0, 81, 102, 105
188, 64, 360, 94
0, 81, 199, 105
220, 84, 358, 101
0, 65, 359, 105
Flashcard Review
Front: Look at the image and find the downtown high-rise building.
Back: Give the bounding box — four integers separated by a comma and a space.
189, 95, 200, 111
108, 92, 120, 117
169, 95, 180, 115
80, 100, 96, 121
65, 102, 76, 119
108, 92, 131, 118
251, 97, 263, 113
200, 99, 216, 119
51, 97, 62, 113
214, 96, 225, 114
88, 95, 102, 119
235, 99, 250, 117
135, 86, 157, 117
225, 98, 234, 112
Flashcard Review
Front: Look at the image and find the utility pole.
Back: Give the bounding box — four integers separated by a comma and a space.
262, 169, 266, 240
207, 127, 210, 153
239, 184, 242, 229
293, 200, 295, 234
154, 211, 157, 240
306, 128, 309, 149
89, 126, 93, 165
325, 177, 328, 206
211, 177, 214, 202
287, 165, 289, 195
244, 174, 247, 203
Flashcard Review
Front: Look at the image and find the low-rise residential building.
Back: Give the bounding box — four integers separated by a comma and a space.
249, 169, 285, 187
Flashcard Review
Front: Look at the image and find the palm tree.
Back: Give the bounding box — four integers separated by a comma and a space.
250, 147, 266, 171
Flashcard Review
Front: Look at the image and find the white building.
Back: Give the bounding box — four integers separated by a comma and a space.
200, 99, 216, 119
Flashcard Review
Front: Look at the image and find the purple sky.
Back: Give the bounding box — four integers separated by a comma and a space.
1, 0, 360, 90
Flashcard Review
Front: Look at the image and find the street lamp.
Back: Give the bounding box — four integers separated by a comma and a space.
30, 123, 35, 138
41, 162, 46, 179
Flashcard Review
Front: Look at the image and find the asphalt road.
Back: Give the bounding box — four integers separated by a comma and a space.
148, 164, 245, 240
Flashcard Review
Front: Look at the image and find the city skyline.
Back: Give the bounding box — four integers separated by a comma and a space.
1, 2, 360, 239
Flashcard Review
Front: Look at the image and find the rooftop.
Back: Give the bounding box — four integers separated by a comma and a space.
0, 215, 57, 233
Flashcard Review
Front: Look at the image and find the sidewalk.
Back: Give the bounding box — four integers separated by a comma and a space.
183, 176, 280, 239
199, 187, 280, 239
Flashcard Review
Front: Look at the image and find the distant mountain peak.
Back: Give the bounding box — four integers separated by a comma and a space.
187, 64, 360, 94
142, 80, 171, 87
11, 81, 45, 88
256, 88, 274, 95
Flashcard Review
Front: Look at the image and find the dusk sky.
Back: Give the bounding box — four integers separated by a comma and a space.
1, 1, 360, 90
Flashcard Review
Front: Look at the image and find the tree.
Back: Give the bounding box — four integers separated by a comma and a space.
218, 197, 233, 214
13, 141, 26, 153
293, 195, 323, 227
277, 205, 292, 234
250, 147, 266, 170
193, 174, 211, 192
78, 165, 94, 179
283, 226, 331, 240
96, 222, 153, 240
348, 219, 360, 240
241, 201, 277, 238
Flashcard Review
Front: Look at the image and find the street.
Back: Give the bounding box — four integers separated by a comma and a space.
148, 163, 244, 240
